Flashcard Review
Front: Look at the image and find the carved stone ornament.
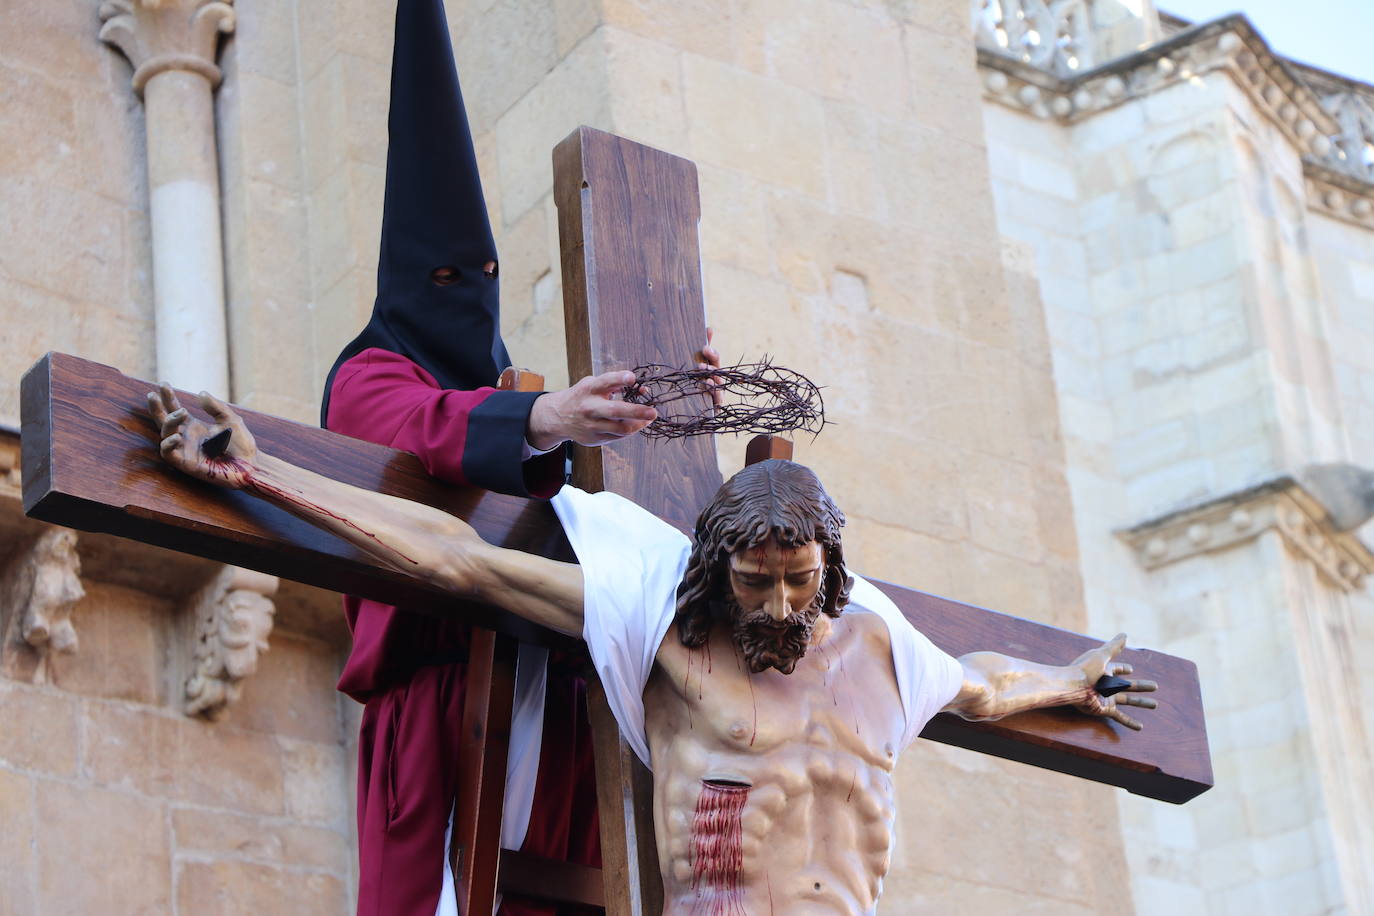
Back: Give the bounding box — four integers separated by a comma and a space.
976, 14, 1338, 152
974, 7, 1374, 245
98, 0, 236, 93
0, 528, 85, 683
1119, 477, 1374, 592
183, 565, 278, 719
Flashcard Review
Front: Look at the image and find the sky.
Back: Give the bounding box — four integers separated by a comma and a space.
1161, 1, 1374, 85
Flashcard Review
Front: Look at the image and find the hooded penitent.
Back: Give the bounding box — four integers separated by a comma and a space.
320, 0, 513, 423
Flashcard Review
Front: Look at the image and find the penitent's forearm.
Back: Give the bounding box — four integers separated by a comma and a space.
239, 453, 584, 635
946, 652, 1091, 722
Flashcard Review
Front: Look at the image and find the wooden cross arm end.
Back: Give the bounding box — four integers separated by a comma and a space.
20, 351, 578, 650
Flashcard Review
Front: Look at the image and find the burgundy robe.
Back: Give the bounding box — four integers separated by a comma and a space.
327, 348, 600, 916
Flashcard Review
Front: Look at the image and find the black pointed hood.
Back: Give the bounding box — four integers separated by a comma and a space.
321, 0, 510, 423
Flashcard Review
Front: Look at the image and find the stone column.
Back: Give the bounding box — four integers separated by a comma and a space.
99, 0, 236, 395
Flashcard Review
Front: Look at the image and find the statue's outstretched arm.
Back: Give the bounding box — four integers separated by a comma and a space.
944, 633, 1159, 730
147, 385, 585, 636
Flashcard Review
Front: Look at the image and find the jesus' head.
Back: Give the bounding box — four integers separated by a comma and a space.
675, 459, 853, 674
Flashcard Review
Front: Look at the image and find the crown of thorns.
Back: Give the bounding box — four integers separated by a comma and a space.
620, 359, 826, 440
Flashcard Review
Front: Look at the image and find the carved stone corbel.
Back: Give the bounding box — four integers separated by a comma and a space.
0, 528, 85, 684
183, 565, 278, 719
1119, 476, 1374, 592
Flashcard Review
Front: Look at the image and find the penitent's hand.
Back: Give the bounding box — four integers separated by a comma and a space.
147, 384, 258, 490
527, 328, 724, 450
1070, 633, 1159, 730
526, 370, 659, 450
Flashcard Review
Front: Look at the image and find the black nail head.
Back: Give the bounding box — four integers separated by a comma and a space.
1095, 675, 1132, 697
202, 428, 233, 459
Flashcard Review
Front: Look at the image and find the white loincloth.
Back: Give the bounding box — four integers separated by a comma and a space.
550, 486, 965, 767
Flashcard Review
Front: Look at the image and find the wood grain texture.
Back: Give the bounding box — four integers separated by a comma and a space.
587, 679, 662, 916
20, 351, 578, 650
555, 125, 726, 915
498, 851, 607, 907
555, 126, 723, 534
744, 434, 794, 465
452, 630, 518, 915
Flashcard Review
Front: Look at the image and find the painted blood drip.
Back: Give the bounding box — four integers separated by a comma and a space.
684, 651, 694, 730
690, 781, 749, 916
235, 463, 420, 566
745, 671, 757, 746
697, 647, 705, 701
836, 646, 861, 736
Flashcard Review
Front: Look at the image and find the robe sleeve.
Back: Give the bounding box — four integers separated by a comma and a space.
325, 347, 564, 498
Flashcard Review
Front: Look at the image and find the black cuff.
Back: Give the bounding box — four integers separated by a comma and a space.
463, 391, 546, 497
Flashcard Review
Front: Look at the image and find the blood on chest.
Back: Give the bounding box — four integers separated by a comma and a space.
668, 620, 905, 761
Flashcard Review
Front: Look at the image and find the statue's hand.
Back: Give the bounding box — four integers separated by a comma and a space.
147, 384, 258, 490
1069, 633, 1158, 731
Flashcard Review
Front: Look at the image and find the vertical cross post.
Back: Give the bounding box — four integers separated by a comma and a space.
554, 126, 724, 915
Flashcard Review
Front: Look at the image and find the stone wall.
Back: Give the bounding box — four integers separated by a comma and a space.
0, 3, 358, 913
0, 1, 155, 425
977, 7, 1374, 913
0, 509, 358, 914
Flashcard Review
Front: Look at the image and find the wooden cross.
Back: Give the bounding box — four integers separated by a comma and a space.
21, 127, 1210, 914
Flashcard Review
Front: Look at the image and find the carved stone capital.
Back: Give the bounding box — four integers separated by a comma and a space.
98, 0, 236, 93
1119, 478, 1374, 592
0, 528, 86, 683
183, 565, 278, 719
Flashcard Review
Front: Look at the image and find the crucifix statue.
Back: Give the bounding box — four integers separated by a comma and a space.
22, 124, 1211, 912
145, 378, 1159, 911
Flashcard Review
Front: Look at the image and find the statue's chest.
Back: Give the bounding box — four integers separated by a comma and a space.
652, 617, 906, 764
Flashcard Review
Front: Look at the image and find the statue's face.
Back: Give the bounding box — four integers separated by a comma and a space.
726, 538, 825, 675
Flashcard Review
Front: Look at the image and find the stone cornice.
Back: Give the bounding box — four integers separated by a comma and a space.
978, 11, 1374, 212
1119, 477, 1374, 592
979, 16, 1337, 152
98, 0, 236, 93
1305, 163, 1374, 229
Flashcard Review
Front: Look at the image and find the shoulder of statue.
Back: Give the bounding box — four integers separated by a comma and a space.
836, 608, 893, 654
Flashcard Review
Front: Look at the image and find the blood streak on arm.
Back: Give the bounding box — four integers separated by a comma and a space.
217, 458, 421, 567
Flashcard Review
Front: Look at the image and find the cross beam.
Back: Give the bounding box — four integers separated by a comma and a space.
19, 357, 1210, 805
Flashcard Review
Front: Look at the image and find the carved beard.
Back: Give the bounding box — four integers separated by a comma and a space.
728, 593, 824, 675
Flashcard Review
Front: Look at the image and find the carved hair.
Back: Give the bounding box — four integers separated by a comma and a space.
675, 460, 852, 647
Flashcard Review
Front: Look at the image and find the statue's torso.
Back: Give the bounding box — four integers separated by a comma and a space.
645, 613, 907, 915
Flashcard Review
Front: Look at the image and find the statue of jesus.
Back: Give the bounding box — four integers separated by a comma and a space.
149, 387, 1158, 914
